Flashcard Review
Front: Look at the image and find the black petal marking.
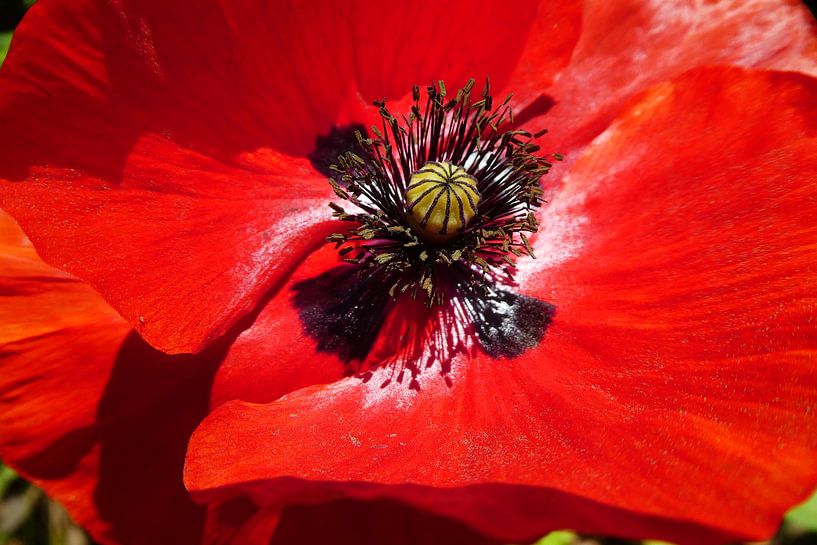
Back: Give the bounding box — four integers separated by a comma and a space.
308, 124, 368, 177
294, 265, 555, 364
292, 266, 392, 364
462, 288, 555, 358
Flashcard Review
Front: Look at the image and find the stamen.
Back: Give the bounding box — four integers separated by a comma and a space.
325, 78, 560, 306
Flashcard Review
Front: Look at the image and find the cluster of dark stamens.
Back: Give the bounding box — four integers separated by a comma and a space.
326, 78, 560, 305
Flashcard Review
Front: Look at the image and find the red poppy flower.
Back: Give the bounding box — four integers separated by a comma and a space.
1, 1, 817, 545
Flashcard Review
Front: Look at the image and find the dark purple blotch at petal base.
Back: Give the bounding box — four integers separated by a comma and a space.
292, 266, 554, 364
308, 124, 369, 177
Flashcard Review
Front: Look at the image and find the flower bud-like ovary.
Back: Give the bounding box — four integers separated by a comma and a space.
405, 161, 480, 245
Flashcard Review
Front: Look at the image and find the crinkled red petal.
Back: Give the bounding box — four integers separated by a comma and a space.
1, 0, 341, 353
0, 0, 581, 355
524, 0, 817, 155
185, 67, 817, 544
0, 212, 349, 545
352, 0, 581, 102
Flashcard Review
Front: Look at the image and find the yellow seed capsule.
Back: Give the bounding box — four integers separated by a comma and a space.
405, 161, 480, 245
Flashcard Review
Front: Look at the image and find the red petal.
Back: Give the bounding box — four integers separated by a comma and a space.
0, 0, 355, 354
204, 498, 512, 545
0, 212, 304, 545
532, 0, 817, 153
269, 499, 504, 545
0, 2, 338, 352
0, 152, 334, 354
208, 243, 352, 408
0, 211, 506, 544
0, 0, 582, 353
185, 68, 817, 544
352, 0, 581, 101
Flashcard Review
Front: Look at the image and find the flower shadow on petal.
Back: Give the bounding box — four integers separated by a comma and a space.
94, 333, 229, 543
509, 93, 556, 130
11, 330, 231, 545
270, 498, 505, 545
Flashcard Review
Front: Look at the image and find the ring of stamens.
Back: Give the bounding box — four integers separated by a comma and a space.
325, 78, 560, 305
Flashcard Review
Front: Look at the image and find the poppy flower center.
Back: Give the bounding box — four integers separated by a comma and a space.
405, 161, 480, 244
325, 79, 559, 306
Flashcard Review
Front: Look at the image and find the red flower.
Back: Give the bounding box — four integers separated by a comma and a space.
1, 1, 817, 544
